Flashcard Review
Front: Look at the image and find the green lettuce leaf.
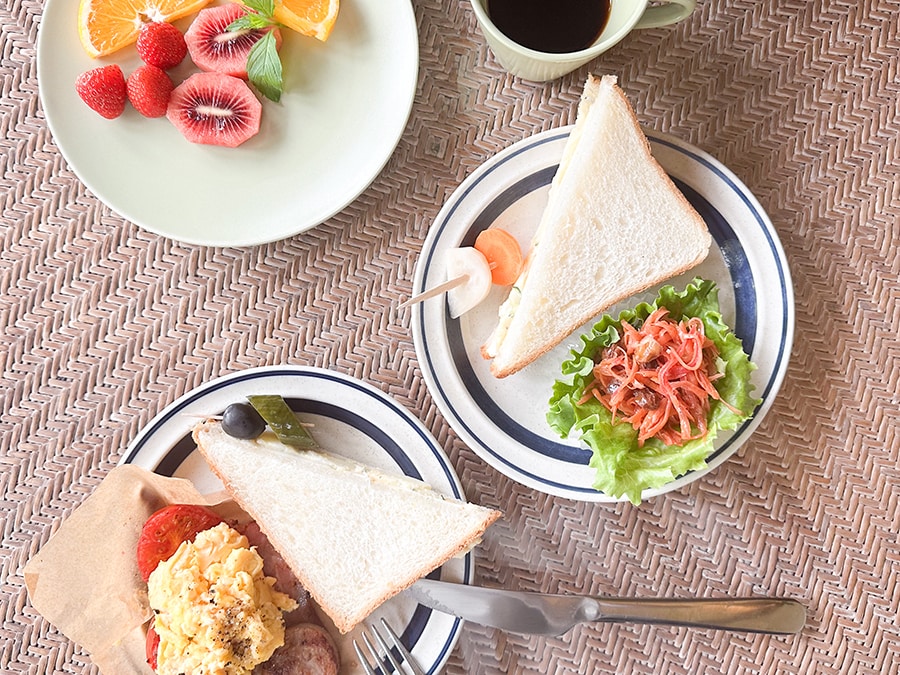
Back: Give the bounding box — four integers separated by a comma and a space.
546, 278, 761, 505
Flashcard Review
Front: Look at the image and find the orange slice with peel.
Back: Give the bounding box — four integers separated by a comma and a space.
78, 0, 214, 57
272, 0, 339, 41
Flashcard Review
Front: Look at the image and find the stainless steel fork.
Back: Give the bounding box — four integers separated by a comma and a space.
353, 618, 426, 675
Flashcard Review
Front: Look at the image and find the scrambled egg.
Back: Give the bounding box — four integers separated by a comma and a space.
147, 522, 298, 675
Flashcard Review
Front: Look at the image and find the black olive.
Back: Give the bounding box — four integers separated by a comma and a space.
221, 402, 266, 439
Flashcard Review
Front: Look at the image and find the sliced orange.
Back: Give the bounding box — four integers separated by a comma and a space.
272, 0, 339, 41
78, 0, 213, 57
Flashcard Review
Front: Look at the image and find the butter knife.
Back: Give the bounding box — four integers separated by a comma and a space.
406, 579, 806, 635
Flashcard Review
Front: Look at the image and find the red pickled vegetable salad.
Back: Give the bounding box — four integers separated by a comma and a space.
580, 307, 742, 446
547, 279, 761, 504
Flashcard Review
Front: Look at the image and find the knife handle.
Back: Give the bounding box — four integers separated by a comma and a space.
588, 597, 806, 634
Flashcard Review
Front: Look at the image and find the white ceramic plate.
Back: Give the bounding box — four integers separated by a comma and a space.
37, 0, 418, 246
122, 366, 467, 674
411, 127, 794, 502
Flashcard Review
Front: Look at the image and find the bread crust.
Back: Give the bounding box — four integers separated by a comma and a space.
489, 248, 708, 379
333, 518, 497, 632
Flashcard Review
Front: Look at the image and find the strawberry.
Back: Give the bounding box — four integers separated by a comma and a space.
136, 22, 188, 70
75, 65, 127, 119
126, 65, 175, 118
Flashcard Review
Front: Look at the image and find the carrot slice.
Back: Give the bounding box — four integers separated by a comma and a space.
474, 228, 524, 286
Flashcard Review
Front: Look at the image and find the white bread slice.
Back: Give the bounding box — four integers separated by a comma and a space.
482, 75, 711, 378
192, 421, 501, 634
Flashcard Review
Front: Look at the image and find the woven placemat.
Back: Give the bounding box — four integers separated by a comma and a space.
2, 0, 899, 673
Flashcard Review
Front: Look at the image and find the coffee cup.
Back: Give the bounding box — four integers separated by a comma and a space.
470, 0, 697, 82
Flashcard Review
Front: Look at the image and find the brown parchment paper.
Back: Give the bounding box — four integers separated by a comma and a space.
23, 465, 244, 675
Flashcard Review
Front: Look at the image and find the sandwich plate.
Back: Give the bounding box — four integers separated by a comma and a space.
36, 0, 417, 246
123, 365, 468, 674
411, 127, 794, 502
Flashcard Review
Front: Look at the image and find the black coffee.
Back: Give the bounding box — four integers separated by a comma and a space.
486, 0, 612, 54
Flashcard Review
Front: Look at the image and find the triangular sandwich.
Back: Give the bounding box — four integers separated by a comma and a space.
193, 420, 501, 634
482, 74, 711, 378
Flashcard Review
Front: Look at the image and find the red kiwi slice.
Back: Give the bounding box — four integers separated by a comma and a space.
166, 72, 262, 148
185, 3, 282, 79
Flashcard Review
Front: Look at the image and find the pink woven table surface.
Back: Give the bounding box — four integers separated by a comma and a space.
2, 0, 899, 673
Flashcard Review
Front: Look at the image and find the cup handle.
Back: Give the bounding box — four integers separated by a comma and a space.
634, 0, 696, 29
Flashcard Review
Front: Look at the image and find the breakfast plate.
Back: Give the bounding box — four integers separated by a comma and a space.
411, 127, 794, 502
123, 365, 468, 674
36, 0, 418, 246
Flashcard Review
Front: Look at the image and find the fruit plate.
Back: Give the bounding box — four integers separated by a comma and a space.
122, 365, 470, 674
36, 0, 418, 246
411, 127, 794, 502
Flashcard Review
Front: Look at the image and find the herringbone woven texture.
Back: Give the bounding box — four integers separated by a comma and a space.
2, 0, 899, 673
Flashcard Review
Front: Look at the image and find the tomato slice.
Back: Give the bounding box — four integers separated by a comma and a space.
136, 504, 223, 582
146, 623, 160, 670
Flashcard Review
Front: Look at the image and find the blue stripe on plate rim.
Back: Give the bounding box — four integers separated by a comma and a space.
122, 366, 463, 673
416, 129, 792, 496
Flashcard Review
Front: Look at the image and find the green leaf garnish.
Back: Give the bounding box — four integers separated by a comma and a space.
247, 31, 283, 102
228, 14, 276, 31
241, 0, 276, 17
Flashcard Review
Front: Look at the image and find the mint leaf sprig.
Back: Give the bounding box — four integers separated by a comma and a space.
227, 0, 284, 102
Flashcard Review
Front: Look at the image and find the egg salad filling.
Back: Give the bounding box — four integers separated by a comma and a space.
147, 522, 298, 675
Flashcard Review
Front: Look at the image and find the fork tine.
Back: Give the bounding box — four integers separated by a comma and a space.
369, 624, 406, 673
353, 637, 379, 675
353, 621, 427, 675
379, 618, 427, 675
362, 631, 389, 674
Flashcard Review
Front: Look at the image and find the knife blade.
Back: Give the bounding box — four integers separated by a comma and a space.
405, 579, 806, 636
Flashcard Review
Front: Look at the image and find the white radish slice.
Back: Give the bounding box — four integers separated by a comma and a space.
445, 247, 493, 319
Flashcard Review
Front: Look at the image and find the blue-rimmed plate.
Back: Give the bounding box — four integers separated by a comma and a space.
411, 128, 794, 502
122, 366, 466, 674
